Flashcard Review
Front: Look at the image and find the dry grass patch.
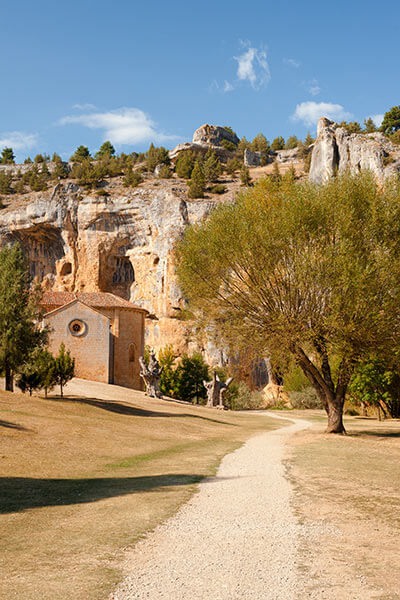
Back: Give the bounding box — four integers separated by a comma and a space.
0, 384, 281, 600
288, 412, 400, 599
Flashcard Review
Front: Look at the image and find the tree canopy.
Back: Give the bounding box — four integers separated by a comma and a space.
380, 105, 400, 135
176, 172, 400, 433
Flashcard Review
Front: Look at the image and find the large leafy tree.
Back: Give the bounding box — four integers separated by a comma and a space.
176, 173, 400, 433
0, 244, 47, 391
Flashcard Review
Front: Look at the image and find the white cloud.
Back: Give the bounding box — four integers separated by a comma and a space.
371, 113, 384, 127
59, 107, 177, 145
283, 58, 301, 68
309, 85, 321, 96
0, 131, 38, 150
234, 42, 271, 89
72, 103, 97, 111
223, 80, 233, 92
292, 101, 353, 126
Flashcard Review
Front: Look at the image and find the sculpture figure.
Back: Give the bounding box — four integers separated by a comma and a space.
203, 371, 233, 409
139, 352, 163, 398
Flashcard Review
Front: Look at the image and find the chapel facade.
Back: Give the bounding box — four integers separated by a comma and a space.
41, 291, 147, 390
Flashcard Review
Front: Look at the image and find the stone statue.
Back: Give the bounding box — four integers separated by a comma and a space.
203, 371, 233, 409
139, 352, 163, 398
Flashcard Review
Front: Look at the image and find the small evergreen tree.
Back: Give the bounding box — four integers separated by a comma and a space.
0, 171, 13, 194
34, 154, 45, 163
271, 136, 285, 151
284, 135, 299, 149
304, 132, 315, 147
52, 157, 69, 179
17, 370, 43, 396
250, 133, 270, 153
226, 158, 242, 177
146, 144, 170, 172
175, 353, 210, 404
123, 166, 143, 187
363, 118, 377, 133
240, 165, 252, 186
187, 160, 206, 198
203, 149, 222, 183
0, 245, 47, 391
53, 343, 75, 398
159, 345, 178, 397
380, 106, 400, 134
70, 145, 91, 162
95, 141, 115, 159
158, 164, 172, 179
175, 150, 197, 179
24, 157, 33, 164
1, 147, 15, 164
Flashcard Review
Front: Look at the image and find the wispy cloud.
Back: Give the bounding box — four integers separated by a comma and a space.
307, 79, 321, 96
283, 58, 301, 68
72, 103, 97, 111
234, 41, 270, 89
59, 107, 177, 145
292, 101, 353, 126
0, 131, 38, 150
223, 80, 234, 92
370, 113, 384, 127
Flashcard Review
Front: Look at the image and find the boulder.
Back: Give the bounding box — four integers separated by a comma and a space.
192, 124, 239, 147
309, 117, 400, 183
169, 142, 233, 164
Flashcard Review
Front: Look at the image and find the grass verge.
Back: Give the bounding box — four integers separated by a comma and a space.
0, 386, 281, 600
287, 411, 400, 599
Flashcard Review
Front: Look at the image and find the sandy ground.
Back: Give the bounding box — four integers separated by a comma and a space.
110, 416, 310, 600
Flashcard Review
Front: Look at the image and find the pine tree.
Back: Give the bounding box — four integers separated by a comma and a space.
175, 150, 197, 179
203, 149, 222, 182
240, 165, 252, 186
1, 147, 15, 164
0, 245, 47, 391
95, 141, 115, 159
250, 133, 270, 153
187, 160, 206, 198
53, 343, 75, 398
70, 145, 91, 162
284, 135, 299, 149
364, 118, 377, 133
271, 136, 285, 151
304, 132, 315, 147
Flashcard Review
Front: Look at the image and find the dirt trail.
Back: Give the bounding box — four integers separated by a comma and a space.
112, 416, 310, 600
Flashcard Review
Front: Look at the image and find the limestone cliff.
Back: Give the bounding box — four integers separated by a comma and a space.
0, 179, 216, 357
309, 117, 400, 183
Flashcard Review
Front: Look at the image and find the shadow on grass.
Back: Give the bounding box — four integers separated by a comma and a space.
348, 430, 400, 439
0, 419, 30, 432
0, 473, 233, 513
49, 396, 236, 425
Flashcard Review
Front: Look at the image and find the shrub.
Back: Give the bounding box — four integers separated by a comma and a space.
250, 133, 270, 153
240, 165, 252, 186
226, 158, 242, 176
0, 171, 13, 194
187, 160, 206, 198
174, 352, 209, 403
123, 166, 143, 188
96, 189, 109, 197
146, 144, 170, 172
1, 147, 15, 164
289, 387, 323, 409
383, 153, 395, 166
271, 136, 285, 151
34, 154, 45, 163
175, 150, 197, 179
225, 381, 265, 410
284, 135, 299, 149
95, 141, 115, 159
210, 184, 227, 194
220, 140, 236, 152
203, 149, 222, 182
158, 164, 172, 179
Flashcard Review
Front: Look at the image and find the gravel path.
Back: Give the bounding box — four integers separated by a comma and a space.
112, 415, 311, 600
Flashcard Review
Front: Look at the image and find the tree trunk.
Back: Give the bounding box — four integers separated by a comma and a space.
5, 363, 13, 392
325, 395, 346, 434
361, 401, 367, 416
60, 382, 63, 399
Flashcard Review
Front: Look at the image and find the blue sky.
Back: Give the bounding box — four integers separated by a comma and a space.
1, 0, 399, 161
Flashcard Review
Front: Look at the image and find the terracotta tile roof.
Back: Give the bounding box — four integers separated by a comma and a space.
40, 291, 147, 312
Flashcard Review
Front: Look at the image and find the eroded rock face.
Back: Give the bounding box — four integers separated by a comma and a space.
0, 182, 216, 356
309, 117, 400, 183
192, 124, 239, 147
169, 142, 233, 163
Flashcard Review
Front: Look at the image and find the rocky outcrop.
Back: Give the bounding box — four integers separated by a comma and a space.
192, 124, 239, 147
169, 142, 233, 163
309, 117, 400, 183
0, 181, 216, 357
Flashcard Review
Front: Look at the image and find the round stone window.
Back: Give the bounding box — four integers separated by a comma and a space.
68, 319, 87, 337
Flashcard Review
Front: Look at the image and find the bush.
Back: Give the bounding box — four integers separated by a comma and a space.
175, 150, 197, 179
210, 184, 227, 194
225, 381, 265, 410
70, 145, 91, 162
158, 164, 172, 179
203, 149, 222, 182
226, 158, 242, 176
187, 161, 206, 198
123, 167, 143, 188
174, 353, 209, 403
220, 140, 236, 152
240, 165, 252, 186
0, 171, 12, 194
146, 144, 170, 172
289, 387, 323, 409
